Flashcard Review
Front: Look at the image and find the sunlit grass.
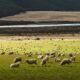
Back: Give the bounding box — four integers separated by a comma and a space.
0, 39, 80, 80
0, 39, 80, 54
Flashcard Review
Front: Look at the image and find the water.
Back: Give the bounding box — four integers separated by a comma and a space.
0, 23, 80, 28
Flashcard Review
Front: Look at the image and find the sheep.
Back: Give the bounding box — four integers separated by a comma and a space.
41, 55, 49, 65
70, 56, 76, 61
10, 62, 20, 68
8, 51, 14, 55
60, 58, 72, 65
37, 55, 44, 59
24, 53, 28, 55
68, 53, 74, 57
54, 51, 59, 55
26, 59, 37, 64
35, 52, 42, 56
49, 53, 55, 58
46, 52, 51, 56
58, 53, 65, 57
13, 57, 22, 63
27, 52, 33, 57
54, 58, 61, 62
1, 51, 5, 55
51, 53, 55, 55
49, 55, 55, 58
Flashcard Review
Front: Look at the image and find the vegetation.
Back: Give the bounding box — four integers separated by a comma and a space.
0, 0, 24, 17
0, 39, 80, 54
1, 0, 80, 18
0, 39, 80, 80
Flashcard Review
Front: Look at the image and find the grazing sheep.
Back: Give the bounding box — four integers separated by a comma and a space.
14, 57, 22, 63
54, 58, 61, 62
41, 55, 49, 65
1, 51, 5, 55
27, 52, 33, 57
26, 59, 37, 64
37, 55, 44, 59
68, 53, 74, 57
60, 58, 72, 65
70, 56, 76, 61
8, 51, 14, 55
51, 53, 55, 55
54, 51, 59, 55
44, 55, 49, 61
58, 53, 65, 57
49, 55, 55, 58
24, 53, 28, 55
46, 52, 51, 56
10, 62, 20, 68
49, 53, 55, 58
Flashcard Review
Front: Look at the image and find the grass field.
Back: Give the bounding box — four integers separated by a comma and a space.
0, 39, 80, 80
0, 39, 80, 54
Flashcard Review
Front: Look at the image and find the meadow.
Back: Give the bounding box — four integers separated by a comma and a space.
0, 39, 80, 80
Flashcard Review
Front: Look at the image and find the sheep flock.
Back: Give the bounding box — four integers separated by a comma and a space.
9, 52, 77, 68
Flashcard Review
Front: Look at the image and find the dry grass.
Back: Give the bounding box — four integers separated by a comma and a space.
1, 11, 80, 21
0, 34, 80, 40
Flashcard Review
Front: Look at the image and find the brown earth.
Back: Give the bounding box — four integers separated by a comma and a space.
0, 34, 80, 40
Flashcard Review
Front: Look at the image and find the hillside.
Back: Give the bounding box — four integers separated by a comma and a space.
1, 11, 80, 22
0, 0, 80, 21
14, 0, 80, 11
0, 0, 25, 17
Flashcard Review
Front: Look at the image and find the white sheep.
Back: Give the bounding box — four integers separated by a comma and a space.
10, 62, 20, 68
26, 59, 37, 64
58, 53, 65, 57
54, 58, 61, 62
60, 58, 72, 65
1, 51, 5, 55
70, 56, 76, 61
8, 51, 14, 55
41, 55, 49, 65
68, 53, 74, 57
27, 52, 33, 57
14, 57, 22, 63
37, 55, 44, 59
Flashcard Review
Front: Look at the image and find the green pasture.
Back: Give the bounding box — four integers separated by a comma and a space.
0, 39, 80, 80
0, 39, 80, 54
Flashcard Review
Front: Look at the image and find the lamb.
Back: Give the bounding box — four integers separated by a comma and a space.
10, 62, 20, 68
54, 58, 61, 62
60, 58, 72, 65
58, 53, 65, 57
26, 59, 37, 64
14, 57, 22, 63
8, 51, 14, 55
37, 55, 44, 59
46, 52, 51, 56
70, 56, 76, 61
49, 55, 55, 58
27, 52, 33, 57
49, 53, 55, 58
68, 53, 74, 57
1, 51, 5, 55
24, 53, 28, 55
41, 55, 49, 65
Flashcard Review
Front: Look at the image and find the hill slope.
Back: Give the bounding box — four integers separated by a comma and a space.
15, 0, 80, 11
0, 0, 80, 18
0, 0, 25, 17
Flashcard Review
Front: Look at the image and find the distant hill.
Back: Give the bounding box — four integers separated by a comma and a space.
0, 0, 80, 18
14, 0, 80, 11
0, 0, 25, 17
